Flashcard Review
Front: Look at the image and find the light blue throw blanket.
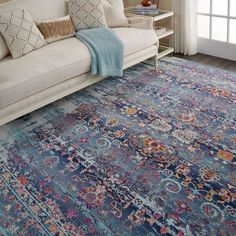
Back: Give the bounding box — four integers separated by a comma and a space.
76, 27, 124, 77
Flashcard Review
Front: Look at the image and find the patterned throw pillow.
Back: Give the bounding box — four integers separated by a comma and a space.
69, 0, 107, 31
0, 9, 47, 59
0, 34, 10, 60
36, 15, 75, 44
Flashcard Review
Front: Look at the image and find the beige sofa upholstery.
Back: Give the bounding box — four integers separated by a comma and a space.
0, 0, 158, 126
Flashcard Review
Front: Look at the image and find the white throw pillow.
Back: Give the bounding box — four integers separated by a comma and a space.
69, 0, 107, 31
0, 9, 47, 59
0, 34, 10, 60
103, 0, 129, 28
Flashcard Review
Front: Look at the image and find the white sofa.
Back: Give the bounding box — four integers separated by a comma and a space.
0, 0, 158, 126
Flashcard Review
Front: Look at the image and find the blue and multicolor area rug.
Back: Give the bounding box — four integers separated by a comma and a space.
0, 57, 236, 236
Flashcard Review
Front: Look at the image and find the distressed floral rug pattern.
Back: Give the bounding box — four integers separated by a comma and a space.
0, 58, 235, 236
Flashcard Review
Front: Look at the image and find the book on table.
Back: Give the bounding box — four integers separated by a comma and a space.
134, 10, 160, 15
135, 4, 157, 10
134, 4, 159, 15
156, 26, 167, 35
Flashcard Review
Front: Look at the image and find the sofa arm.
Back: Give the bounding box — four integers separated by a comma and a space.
127, 16, 153, 30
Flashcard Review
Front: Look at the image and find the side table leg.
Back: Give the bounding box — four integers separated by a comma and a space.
154, 55, 159, 71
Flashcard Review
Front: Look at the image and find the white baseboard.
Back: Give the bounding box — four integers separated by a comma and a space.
198, 38, 236, 61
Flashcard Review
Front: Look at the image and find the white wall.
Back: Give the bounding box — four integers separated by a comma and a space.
0, 0, 172, 9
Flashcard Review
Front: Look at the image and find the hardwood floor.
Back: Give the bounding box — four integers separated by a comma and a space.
174, 53, 236, 73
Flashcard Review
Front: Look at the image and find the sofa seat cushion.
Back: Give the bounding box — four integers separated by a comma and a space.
0, 27, 157, 109
0, 38, 91, 109
112, 27, 157, 56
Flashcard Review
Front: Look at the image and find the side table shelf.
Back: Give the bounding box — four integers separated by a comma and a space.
125, 7, 175, 60
158, 45, 174, 59
157, 29, 174, 40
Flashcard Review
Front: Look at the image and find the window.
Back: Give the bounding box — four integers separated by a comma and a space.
198, 0, 236, 43
197, 0, 236, 60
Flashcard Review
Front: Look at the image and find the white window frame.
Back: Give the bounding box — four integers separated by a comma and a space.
197, 0, 236, 61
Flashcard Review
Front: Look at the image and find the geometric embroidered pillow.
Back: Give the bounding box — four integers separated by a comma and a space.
0, 9, 47, 59
0, 34, 10, 60
69, 0, 107, 31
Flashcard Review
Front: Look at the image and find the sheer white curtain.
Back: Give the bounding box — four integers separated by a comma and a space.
172, 0, 198, 55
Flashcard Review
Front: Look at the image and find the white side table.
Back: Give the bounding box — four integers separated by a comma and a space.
125, 7, 174, 60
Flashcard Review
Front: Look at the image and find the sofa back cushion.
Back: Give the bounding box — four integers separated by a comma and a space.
0, 0, 67, 60
103, 0, 129, 28
0, 0, 68, 20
